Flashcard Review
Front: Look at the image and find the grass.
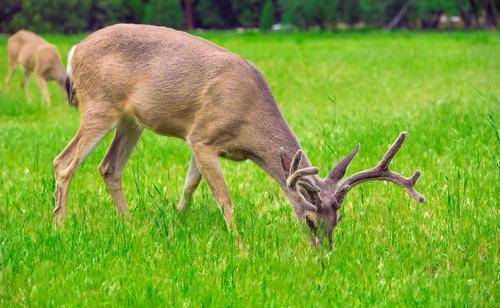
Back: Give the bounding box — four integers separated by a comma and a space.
0, 30, 498, 306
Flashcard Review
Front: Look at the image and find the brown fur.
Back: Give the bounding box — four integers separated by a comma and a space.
5, 30, 66, 104
55, 24, 308, 230
54, 24, 423, 247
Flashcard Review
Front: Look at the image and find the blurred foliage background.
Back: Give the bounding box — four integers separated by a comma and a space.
0, 0, 497, 33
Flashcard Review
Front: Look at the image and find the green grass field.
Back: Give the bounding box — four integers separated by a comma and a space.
0, 31, 498, 306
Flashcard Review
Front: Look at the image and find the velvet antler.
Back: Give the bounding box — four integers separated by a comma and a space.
327, 132, 424, 208
280, 148, 321, 212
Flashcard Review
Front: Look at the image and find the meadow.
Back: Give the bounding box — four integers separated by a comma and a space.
0, 30, 498, 306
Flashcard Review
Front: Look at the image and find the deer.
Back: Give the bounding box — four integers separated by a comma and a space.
55, 24, 424, 247
5, 30, 66, 105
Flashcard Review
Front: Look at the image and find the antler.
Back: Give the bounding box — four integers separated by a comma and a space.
280, 148, 321, 212
329, 132, 425, 208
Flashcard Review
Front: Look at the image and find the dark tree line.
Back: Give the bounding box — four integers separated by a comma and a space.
0, 0, 497, 33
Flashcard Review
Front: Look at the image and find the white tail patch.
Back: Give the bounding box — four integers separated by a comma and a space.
66, 45, 77, 79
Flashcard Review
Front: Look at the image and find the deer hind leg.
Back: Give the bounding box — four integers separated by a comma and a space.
191, 143, 239, 237
35, 74, 50, 105
99, 119, 143, 216
53, 111, 117, 222
177, 155, 202, 212
5, 61, 17, 94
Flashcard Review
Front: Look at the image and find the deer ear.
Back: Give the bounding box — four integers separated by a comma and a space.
326, 144, 360, 184
280, 147, 291, 178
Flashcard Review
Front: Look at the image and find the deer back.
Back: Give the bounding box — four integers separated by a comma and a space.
71, 24, 289, 154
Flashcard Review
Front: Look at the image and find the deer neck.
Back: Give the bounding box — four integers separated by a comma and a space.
52, 65, 66, 90
251, 114, 312, 189
251, 124, 314, 219
244, 93, 314, 216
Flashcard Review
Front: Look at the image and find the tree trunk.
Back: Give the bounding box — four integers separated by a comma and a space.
386, 0, 412, 30
485, 0, 497, 28
184, 0, 194, 30
457, 1, 472, 29
460, 10, 473, 29
468, 0, 480, 27
427, 10, 443, 29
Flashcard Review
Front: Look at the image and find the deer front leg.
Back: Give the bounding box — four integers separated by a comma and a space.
177, 155, 202, 212
21, 71, 31, 102
191, 144, 239, 237
35, 74, 50, 105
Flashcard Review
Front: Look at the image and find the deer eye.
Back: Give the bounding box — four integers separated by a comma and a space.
305, 216, 316, 230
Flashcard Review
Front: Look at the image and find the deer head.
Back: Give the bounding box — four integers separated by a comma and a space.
280, 132, 424, 248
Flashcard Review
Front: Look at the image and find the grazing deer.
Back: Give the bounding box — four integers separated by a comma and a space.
5, 30, 66, 104
56, 24, 424, 246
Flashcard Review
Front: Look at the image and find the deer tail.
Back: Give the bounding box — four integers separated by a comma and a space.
65, 45, 78, 107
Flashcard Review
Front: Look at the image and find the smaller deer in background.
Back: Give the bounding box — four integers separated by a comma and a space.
5, 30, 66, 105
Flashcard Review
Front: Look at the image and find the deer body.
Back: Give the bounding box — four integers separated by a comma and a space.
6, 30, 66, 104
71, 24, 297, 154
57, 24, 304, 228
56, 24, 423, 246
